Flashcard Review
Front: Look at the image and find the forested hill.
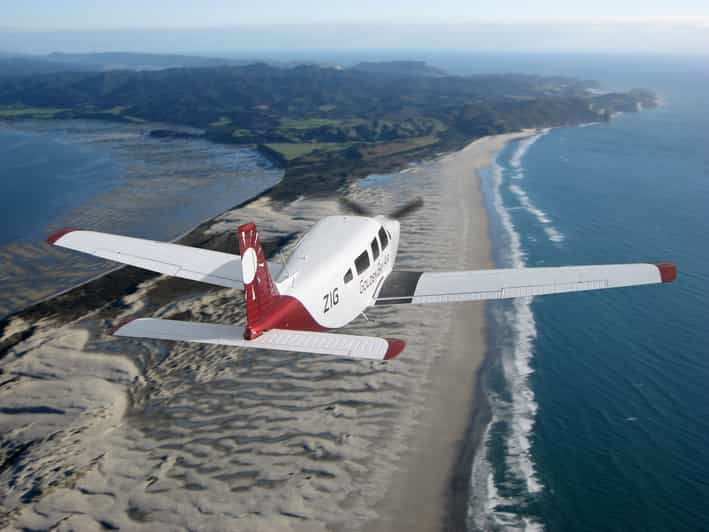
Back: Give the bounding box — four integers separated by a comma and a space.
0, 61, 657, 166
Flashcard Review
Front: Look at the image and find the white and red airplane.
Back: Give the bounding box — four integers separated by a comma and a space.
47, 198, 676, 361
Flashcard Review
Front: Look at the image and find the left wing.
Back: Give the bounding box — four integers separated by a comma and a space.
48, 228, 282, 289
375, 263, 676, 305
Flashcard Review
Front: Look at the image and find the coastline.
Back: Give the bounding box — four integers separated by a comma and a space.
0, 130, 534, 531
369, 131, 535, 532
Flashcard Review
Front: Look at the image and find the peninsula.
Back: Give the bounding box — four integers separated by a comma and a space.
0, 59, 656, 199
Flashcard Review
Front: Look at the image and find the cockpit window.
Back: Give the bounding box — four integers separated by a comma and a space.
371, 237, 380, 261
344, 268, 353, 283
355, 250, 370, 274
378, 227, 389, 249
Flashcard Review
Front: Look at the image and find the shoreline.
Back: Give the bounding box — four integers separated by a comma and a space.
368, 131, 535, 532
444, 131, 540, 531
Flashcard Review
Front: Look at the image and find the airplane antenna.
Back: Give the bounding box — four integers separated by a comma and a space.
360, 311, 369, 321
279, 250, 291, 278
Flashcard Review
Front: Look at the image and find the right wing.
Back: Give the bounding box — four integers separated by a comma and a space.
47, 229, 281, 289
113, 318, 405, 360
375, 263, 676, 305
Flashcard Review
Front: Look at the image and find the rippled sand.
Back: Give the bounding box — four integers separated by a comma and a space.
0, 132, 533, 531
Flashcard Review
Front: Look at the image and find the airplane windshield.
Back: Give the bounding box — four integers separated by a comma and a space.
379, 227, 389, 249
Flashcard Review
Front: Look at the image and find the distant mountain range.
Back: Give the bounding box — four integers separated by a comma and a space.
0, 51, 455, 77
0, 51, 251, 78
0, 52, 457, 79
0, 55, 97, 79
0, 54, 657, 170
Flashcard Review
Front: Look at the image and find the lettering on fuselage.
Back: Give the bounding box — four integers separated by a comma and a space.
322, 288, 339, 313
360, 253, 390, 294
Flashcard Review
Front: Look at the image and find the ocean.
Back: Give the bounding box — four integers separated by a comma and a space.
462, 55, 709, 531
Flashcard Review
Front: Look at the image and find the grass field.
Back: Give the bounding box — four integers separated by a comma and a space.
265, 142, 348, 160
279, 117, 343, 129
360, 136, 439, 158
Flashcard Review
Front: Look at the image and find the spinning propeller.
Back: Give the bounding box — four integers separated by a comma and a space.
260, 231, 300, 258
338, 196, 424, 220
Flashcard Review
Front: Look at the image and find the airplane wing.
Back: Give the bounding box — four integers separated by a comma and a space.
375, 263, 676, 305
47, 228, 282, 289
113, 318, 405, 360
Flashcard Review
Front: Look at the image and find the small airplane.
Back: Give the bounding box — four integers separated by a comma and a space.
47, 198, 676, 361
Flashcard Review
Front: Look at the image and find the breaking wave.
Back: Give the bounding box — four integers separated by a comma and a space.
506, 129, 564, 243
468, 145, 546, 530
508, 184, 564, 243
510, 129, 549, 179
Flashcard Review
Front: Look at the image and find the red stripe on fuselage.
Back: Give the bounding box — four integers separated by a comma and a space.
244, 294, 327, 339
238, 221, 326, 339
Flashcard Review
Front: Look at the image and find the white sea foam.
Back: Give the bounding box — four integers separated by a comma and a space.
510, 129, 549, 178
492, 160, 544, 496
508, 184, 564, 243
468, 160, 545, 530
466, 414, 499, 530
507, 130, 564, 244
467, 396, 544, 531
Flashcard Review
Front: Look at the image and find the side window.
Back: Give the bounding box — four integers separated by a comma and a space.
378, 227, 389, 249
344, 268, 353, 284
371, 237, 380, 261
355, 250, 370, 274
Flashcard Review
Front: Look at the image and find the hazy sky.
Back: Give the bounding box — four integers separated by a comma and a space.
3, 0, 709, 28
1, 1, 708, 54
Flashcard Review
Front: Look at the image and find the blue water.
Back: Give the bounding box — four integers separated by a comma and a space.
468, 55, 709, 531
0, 127, 123, 246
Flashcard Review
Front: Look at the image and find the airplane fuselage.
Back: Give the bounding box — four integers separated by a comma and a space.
275, 215, 400, 329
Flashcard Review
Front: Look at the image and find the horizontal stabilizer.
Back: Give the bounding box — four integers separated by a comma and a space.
376, 263, 676, 305
113, 318, 405, 360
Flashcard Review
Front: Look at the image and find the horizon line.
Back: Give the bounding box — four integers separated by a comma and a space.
2, 16, 709, 33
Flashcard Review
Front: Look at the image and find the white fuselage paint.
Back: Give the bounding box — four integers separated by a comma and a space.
275, 215, 400, 329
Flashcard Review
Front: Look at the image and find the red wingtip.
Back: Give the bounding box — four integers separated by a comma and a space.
109, 317, 137, 335
384, 339, 406, 360
655, 262, 677, 283
46, 227, 78, 244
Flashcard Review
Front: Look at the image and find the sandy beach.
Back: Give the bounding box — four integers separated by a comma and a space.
369, 131, 534, 532
0, 131, 533, 531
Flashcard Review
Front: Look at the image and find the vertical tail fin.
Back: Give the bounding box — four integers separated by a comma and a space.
238, 222, 278, 339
